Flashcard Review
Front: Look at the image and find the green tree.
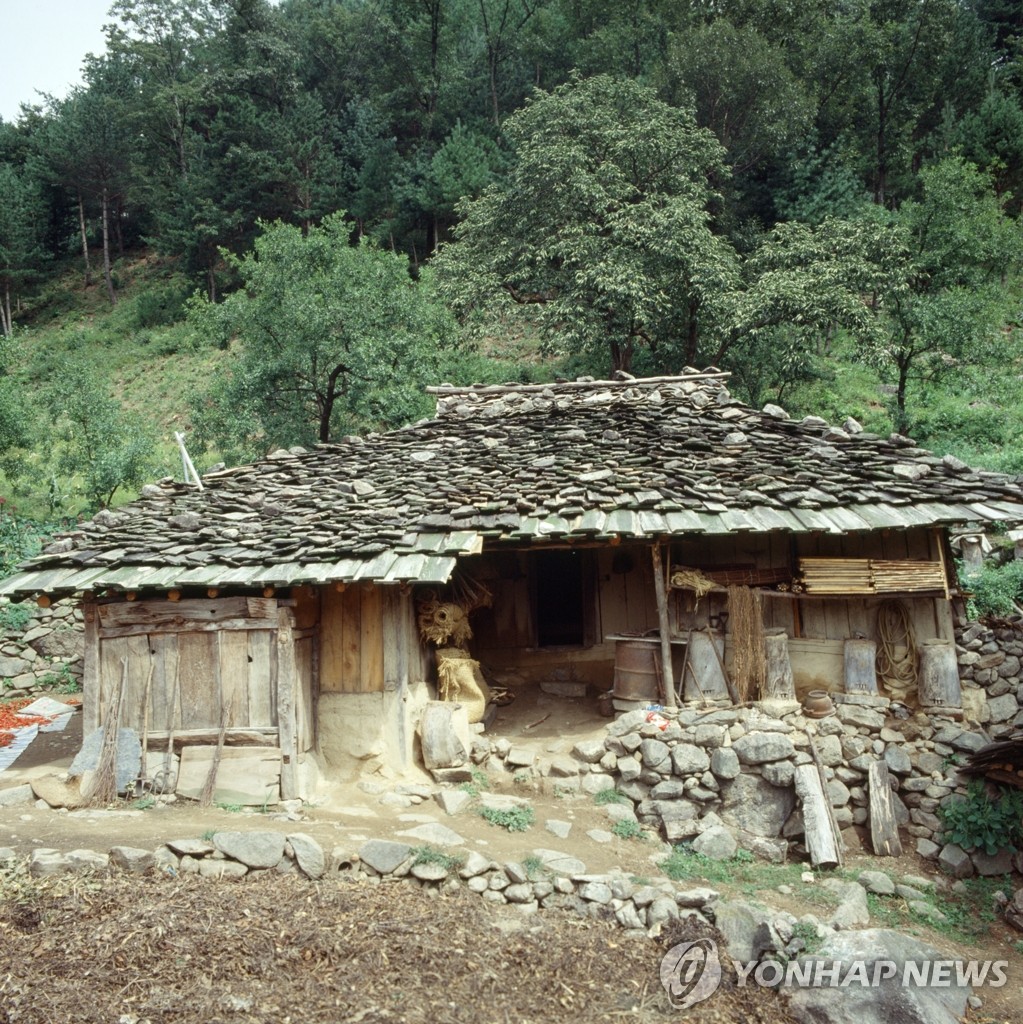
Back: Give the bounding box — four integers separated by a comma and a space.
870, 157, 1023, 431
189, 213, 457, 459
437, 74, 737, 372
48, 362, 156, 511
0, 165, 47, 337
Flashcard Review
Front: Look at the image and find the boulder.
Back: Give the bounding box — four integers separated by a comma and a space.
287, 833, 326, 879
692, 825, 738, 861
937, 843, 974, 879
359, 839, 413, 875
732, 732, 795, 765
30, 775, 86, 810
710, 747, 741, 780
721, 773, 795, 838
782, 929, 972, 1024
212, 831, 286, 869
672, 743, 711, 775
419, 702, 470, 769
714, 900, 782, 962
109, 846, 155, 874
823, 880, 869, 930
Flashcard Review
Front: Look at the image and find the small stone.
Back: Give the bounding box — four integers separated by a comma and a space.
212, 831, 286, 869
199, 859, 248, 879
109, 846, 155, 874
287, 833, 326, 879
586, 829, 614, 844
411, 861, 449, 882
709, 747, 740, 780
858, 870, 895, 895
434, 789, 472, 816
545, 819, 572, 839
938, 843, 974, 878
359, 839, 413, 875
692, 825, 738, 861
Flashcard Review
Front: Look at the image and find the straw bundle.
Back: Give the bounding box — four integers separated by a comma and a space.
417, 595, 473, 647
727, 585, 766, 701
436, 648, 490, 723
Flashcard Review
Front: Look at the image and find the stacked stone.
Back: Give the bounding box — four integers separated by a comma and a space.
955, 619, 1023, 736
0, 598, 84, 697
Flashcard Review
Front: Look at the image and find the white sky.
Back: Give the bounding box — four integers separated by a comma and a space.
0, 0, 112, 123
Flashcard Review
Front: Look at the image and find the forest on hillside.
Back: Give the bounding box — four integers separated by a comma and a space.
0, 0, 1022, 554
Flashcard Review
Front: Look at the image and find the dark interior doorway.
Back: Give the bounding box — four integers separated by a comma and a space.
535, 549, 584, 646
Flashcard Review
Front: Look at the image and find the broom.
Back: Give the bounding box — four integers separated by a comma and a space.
88, 657, 128, 805
199, 698, 231, 807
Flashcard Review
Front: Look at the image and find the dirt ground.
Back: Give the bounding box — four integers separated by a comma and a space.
1, 692, 1022, 1022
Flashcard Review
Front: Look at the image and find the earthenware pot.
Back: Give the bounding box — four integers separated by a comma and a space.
802, 689, 836, 718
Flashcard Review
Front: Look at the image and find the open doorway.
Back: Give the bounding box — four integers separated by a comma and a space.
535, 549, 585, 646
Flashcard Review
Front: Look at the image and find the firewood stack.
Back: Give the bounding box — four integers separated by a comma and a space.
959, 731, 1023, 789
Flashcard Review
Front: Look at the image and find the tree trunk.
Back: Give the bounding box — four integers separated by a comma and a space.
874, 81, 887, 206
101, 188, 116, 306
207, 261, 217, 303
0, 282, 11, 338
78, 191, 91, 289
895, 354, 909, 433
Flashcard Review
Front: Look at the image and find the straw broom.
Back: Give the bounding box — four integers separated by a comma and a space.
89, 657, 128, 805
199, 698, 231, 807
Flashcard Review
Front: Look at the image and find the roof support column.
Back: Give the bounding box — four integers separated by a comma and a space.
651, 542, 677, 709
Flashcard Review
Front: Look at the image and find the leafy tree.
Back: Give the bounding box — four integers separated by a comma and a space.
189, 213, 458, 459
0, 165, 47, 337
437, 74, 737, 372
48, 362, 156, 511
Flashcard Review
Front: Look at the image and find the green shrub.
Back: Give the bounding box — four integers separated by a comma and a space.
593, 787, 626, 805
939, 781, 1023, 855
479, 804, 535, 832
611, 819, 645, 841
961, 560, 1023, 618
412, 846, 465, 871
0, 602, 32, 631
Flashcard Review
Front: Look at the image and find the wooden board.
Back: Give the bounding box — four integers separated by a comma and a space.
295, 635, 315, 752
868, 760, 903, 856
340, 585, 362, 690
148, 632, 180, 732
359, 585, 384, 693
246, 630, 275, 727
218, 630, 249, 728
176, 631, 221, 729
175, 745, 282, 805
98, 597, 276, 629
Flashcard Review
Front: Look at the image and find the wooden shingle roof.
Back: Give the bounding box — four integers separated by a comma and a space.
4, 371, 1022, 595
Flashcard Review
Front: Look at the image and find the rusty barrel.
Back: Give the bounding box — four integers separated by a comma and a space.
613, 639, 660, 701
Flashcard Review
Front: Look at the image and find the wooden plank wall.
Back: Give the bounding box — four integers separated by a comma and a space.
670, 527, 949, 645
320, 584, 385, 693
87, 597, 291, 739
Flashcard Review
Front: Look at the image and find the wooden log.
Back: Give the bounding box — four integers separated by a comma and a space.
868, 760, 903, 857
918, 639, 962, 709
960, 536, 985, 574
145, 728, 280, 751
276, 606, 298, 800
651, 544, 677, 709
794, 763, 840, 869
763, 629, 795, 700
83, 601, 100, 734
807, 732, 845, 866
843, 639, 879, 695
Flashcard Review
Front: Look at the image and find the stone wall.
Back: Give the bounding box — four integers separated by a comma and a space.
476, 617, 1023, 881
0, 598, 84, 696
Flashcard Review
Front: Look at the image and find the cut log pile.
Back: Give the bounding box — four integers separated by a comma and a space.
799, 557, 946, 595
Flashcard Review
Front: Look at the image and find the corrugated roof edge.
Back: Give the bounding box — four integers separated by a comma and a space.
2, 496, 1021, 599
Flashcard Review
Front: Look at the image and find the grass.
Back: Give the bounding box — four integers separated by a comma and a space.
459, 768, 490, 799
479, 804, 535, 833
215, 802, 244, 814
412, 846, 465, 872
611, 819, 646, 841
130, 796, 156, 811
860, 873, 1009, 945
522, 855, 545, 880
593, 787, 627, 806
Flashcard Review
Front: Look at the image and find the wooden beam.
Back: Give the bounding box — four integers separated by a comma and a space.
651, 543, 677, 709
868, 759, 903, 857
276, 606, 298, 800
794, 763, 841, 869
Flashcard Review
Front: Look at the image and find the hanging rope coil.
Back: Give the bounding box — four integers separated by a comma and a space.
876, 599, 919, 701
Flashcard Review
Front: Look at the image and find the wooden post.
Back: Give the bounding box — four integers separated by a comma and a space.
959, 535, 984, 575
763, 629, 796, 700
794, 763, 840, 869
868, 760, 903, 857
83, 601, 100, 734
918, 639, 962, 709
843, 639, 879, 695
276, 606, 299, 800
651, 543, 677, 709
